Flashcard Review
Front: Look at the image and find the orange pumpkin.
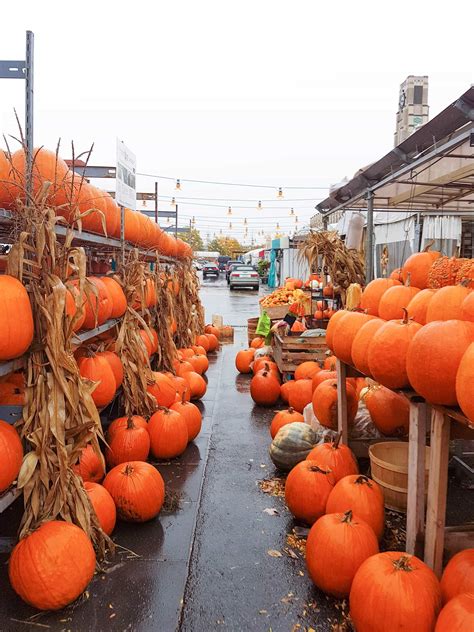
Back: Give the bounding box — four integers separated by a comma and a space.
406, 320, 474, 405
363, 383, 410, 436
312, 369, 337, 390
378, 284, 420, 321
455, 259, 474, 289
170, 399, 202, 441
250, 336, 265, 349
147, 372, 176, 408
285, 460, 335, 524
107, 415, 148, 442
78, 353, 117, 407
253, 356, 275, 373
270, 407, 304, 439
351, 318, 385, 376
0, 420, 23, 492
0, 382, 25, 406
312, 379, 358, 430
461, 292, 474, 321
250, 369, 280, 406
279, 380, 294, 404
172, 376, 191, 402
288, 378, 313, 413
0, 275, 34, 361
81, 277, 113, 329
332, 312, 375, 364
367, 312, 422, 390
426, 284, 471, 322
100, 350, 124, 387
196, 334, 210, 351
389, 267, 403, 282
401, 247, 441, 289
456, 343, 474, 422
326, 309, 349, 349
440, 548, 474, 604
435, 593, 474, 632
105, 415, 150, 467
235, 349, 255, 374
428, 256, 465, 288
323, 355, 337, 370
294, 361, 321, 381
103, 461, 165, 522
306, 510, 379, 598
11, 147, 69, 204
73, 444, 105, 483
8, 520, 96, 611
205, 324, 220, 338
406, 288, 437, 325
184, 371, 207, 400
100, 276, 127, 318
306, 435, 359, 482
188, 354, 209, 375
148, 408, 188, 459
84, 482, 117, 535
326, 474, 385, 540
206, 333, 219, 352
360, 279, 401, 316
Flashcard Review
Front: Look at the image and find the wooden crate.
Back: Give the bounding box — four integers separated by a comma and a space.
272, 332, 327, 373
247, 316, 280, 345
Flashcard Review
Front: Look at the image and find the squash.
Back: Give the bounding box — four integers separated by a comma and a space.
401, 246, 440, 289
269, 422, 317, 471
285, 460, 335, 524
360, 279, 401, 316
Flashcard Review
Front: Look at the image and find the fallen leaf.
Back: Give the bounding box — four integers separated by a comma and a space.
267, 549, 282, 558
259, 610, 268, 615
285, 547, 298, 559
263, 508, 279, 516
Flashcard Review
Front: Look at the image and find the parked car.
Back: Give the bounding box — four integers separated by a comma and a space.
218, 255, 231, 272
202, 263, 219, 279
225, 260, 242, 282
193, 261, 203, 271
228, 265, 260, 291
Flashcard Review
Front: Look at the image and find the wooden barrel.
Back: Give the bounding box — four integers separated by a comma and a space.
369, 441, 430, 513
247, 317, 259, 345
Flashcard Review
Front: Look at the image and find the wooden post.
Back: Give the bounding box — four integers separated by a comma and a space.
424, 410, 450, 576
406, 400, 429, 556
336, 359, 348, 445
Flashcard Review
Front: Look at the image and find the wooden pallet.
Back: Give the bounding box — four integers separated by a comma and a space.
272, 332, 327, 373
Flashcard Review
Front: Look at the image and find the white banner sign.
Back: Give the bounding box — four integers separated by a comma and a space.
116, 139, 136, 209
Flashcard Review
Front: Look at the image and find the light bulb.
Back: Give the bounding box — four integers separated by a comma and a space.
229, 222, 232, 229
295, 215, 298, 223
277, 187, 283, 199
257, 200, 262, 210
276, 222, 280, 230
142, 199, 147, 208
227, 206, 232, 216
192, 216, 196, 225
171, 197, 176, 206
290, 207, 294, 216
166, 216, 170, 224
219, 229, 223, 235
244, 218, 247, 225
175, 179, 181, 190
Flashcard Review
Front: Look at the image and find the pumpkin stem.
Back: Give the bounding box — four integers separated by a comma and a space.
308, 464, 332, 475
401, 308, 409, 324
288, 406, 295, 414
423, 239, 435, 253
354, 475, 372, 487
126, 416, 135, 430
392, 555, 414, 572
333, 431, 342, 449
341, 510, 353, 524
124, 463, 134, 476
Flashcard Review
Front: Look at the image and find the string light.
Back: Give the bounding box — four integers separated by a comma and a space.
277, 187, 284, 199
276, 222, 280, 230
244, 218, 247, 225
229, 222, 232, 229
257, 200, 262, 210
142, 200, 147, 208
192, 216, 196, 225
227, 206, 232, 216
170, 197, 176, 206
175, 179, 181, 190
219, 229, 223, 235
166, 216, 170, 224
290, 207, 294, 215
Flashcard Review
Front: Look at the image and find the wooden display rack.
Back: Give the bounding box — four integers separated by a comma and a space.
272, 331, 327, 374
336, 359, 474, 577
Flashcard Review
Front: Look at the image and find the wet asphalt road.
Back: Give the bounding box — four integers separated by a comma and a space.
0, 274, 471, 631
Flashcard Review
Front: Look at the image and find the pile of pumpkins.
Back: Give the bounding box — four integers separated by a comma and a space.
327, 248, 474, 424
0, 146, 191, 259
0, 325, 220, 611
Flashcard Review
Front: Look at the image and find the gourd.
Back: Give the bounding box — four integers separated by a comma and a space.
269, 422, 317, 471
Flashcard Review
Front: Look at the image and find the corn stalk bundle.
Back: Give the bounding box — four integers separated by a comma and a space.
115, 251, 156, 418
151, 266, 178, 372
7, 199, 110, 559
173, 262, 205, 348
298, 230, 365, 303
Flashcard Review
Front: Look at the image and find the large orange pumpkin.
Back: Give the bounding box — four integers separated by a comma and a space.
0, 149, 17, 209
323, 355, 337, 370
170, 399, 202, 441
367, 313, 422, 389
0, 382, 25, 405
205, 324, 220, 338
235, 349, 255, 374
311, 369, 337, 390
406, 320, 474, 405
332, 312, 375, 364
426, 284, 471, 322
206, 333, 219, 352
188, 354, 209, 375
350, 552, 441, 632
351, 318, 385, 376
428, 256, 465, 288
363, 383, 410, 436
326, 309, 349, 350
456, 343, 474, 422
406, 288, 437, 325
107, 415, 148, 441
196, 334, 210, 351
103, 461, 165, 522
440, 548, 474, 603
306, 510, 379, 598
435, 593, 474, 632
306, 435, 359, 482
250, 369, 280, 406
461, 292, 474, 321
294, 361, 321, 381
285, 460, 335, 524
8, 520, 96, 611
81, 277, 113, 329
84, 482, 117, 535
105, 415, 150, 467
270, 407, 304, 439
184, 371, 207, 400
279, 381, 294, 403
100, 276, 127, 318
0, 420, 23, 492
288, 378, 313, 413
312, 379, 358, 430
326, 474, 385, 540
0, 276, 34, 361
11, 147, 70, 204
378, 284, 420, 321
148, 408, 188, 458
171, 375, 191, 403
401, 247, 441, 289
73, 444, 106, 483
147, 372, 176, 408
78, 353, 117, 407
100, 350, 123, 387
360, 279, 401, 316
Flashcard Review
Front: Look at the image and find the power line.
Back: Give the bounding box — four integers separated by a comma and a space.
157, 195, 322, 202
137, 171, 330, 190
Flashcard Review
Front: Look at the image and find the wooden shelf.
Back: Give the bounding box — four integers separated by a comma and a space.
0, 485, 21, 513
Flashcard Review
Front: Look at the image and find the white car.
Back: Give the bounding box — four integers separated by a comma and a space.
229, 265, 260, 291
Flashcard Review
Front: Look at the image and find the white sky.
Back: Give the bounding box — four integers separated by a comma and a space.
1, 0, 473, 244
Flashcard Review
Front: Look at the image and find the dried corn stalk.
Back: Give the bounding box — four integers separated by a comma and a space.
9, 200, 111, 559
173, 262, 205, 348
298, 230, 365, 303
151, 266, 178, 372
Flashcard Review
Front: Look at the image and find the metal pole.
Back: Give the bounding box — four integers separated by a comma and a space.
25, 31, 34, 202
175, 203, 178, 238
120, 205, 125, 265
365, 189, 374, 282
154, 181, 158, 224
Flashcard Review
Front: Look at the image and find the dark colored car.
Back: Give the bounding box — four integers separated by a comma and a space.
217, 255, 231, 271
225, 260, 242, 282
202, 263, 219, 279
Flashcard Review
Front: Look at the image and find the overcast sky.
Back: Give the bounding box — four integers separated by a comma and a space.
1, 1, 472, 244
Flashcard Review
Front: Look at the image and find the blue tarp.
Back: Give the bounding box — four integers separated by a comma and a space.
268, 248, 277, 288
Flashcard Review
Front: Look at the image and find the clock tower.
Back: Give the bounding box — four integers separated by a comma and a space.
394, 75, 429, 146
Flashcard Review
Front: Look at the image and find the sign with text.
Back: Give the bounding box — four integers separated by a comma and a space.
116, 139, 136, 209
